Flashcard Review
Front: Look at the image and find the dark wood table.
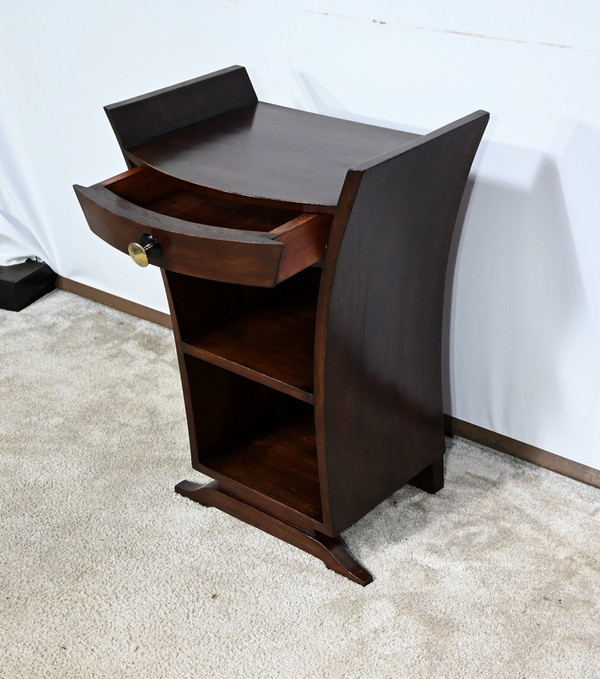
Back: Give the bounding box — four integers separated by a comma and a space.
75, 65, 488, 585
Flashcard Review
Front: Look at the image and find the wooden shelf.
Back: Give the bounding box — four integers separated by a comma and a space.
181, 280, 317, 404
203, 404, 321, 522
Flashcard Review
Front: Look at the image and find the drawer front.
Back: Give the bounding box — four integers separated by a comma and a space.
75, 183, 287, 287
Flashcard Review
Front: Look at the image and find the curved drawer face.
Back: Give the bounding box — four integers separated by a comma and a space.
74, 166, 331, 286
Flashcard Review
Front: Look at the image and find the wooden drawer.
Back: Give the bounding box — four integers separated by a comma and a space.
74, 166, 331, 286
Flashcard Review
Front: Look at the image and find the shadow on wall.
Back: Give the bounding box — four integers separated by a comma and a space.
292, 70, 425, 134
294, 70, 592, 457
443, 140, 587, 446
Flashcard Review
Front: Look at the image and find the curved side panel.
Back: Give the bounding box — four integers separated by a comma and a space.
315, 112, 489, 536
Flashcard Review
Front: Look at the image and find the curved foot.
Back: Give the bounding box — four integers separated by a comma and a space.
313, 532, 373, 586
175, 480, 373, 586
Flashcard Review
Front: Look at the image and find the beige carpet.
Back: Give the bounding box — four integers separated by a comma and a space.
1, 289, 599, 678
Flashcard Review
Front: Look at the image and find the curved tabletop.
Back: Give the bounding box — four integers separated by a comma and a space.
127, 103, 420, 211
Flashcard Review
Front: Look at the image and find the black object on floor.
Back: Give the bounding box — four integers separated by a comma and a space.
0, 260, 57, 311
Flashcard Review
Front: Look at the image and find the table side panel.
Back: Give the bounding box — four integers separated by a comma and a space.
315, 112, 490, 536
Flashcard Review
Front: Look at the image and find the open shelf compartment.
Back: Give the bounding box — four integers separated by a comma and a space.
182, 354, 323, 527
203, 402, 322, 523
181, 272, 318, 404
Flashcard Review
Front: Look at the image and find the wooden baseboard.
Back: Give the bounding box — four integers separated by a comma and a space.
445, 416, 600, 489
57, 277, 599, 489
56, 277, 172, 328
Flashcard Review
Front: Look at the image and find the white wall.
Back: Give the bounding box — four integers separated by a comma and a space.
1, 1, 598, 470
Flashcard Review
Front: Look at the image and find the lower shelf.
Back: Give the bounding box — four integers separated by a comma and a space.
202, 404, 322, 523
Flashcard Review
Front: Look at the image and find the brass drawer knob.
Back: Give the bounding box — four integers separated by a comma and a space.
128, 234, 161, 267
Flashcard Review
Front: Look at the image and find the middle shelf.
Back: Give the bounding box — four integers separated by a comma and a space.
180, 274, 318, 404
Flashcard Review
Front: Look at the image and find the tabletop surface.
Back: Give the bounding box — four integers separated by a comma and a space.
128, 103, 420, 211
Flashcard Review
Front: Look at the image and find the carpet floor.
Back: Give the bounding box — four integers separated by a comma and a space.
1, 290, 599, 678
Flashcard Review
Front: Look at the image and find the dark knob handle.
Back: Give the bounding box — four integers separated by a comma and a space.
127, 233, 162, 267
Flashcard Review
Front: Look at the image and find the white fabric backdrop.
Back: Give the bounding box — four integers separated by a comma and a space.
1, 1, 598, 470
